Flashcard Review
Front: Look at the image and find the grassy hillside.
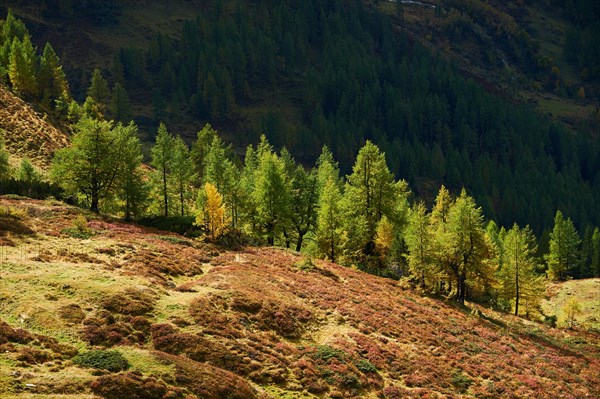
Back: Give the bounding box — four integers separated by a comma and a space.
0, 196, 598, 398
543, 278, 600, 331
0, 84, 69, 170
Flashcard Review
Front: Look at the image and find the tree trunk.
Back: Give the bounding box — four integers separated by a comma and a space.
91, 194, 99, 213
162, 169, 168, 217
295, 234, 303, 252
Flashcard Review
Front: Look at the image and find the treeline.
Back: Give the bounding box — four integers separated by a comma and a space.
100, 0, 599, 233
49, 113, 600, 303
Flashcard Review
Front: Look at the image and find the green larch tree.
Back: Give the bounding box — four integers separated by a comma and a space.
442, 189, 495, 303
110, 82, 132, 123
190, 123, 218, 178
499, 224, 545, 317
8, 35, 38, 99
38, 42, 70, 107
0, 135, 11, 182
87, 68, 111, 115
17, 158, 40, 183
171, 136, 194, 216
252, 141, 291, 245
50, 117, 129, 213
545, 210, 581, 281
288, 162, 318, 252
316, 176, 345, 263
150, 122, 175, 217
343, 140, 400, 268
115, 123, 147, 221
405, 202, 434, 288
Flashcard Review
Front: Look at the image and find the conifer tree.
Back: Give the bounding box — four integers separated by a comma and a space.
316, 177, 345, 262
287, 158, 318, 252
150, 123, 175, 217
8, 35, 38, 98
50, 117, 132, 213
1, 10, 27, 45
252, 138, 290, 245
17, 158, 40, 183
344, 141, 402, 269
110, 82, 132, 123
0, 136, 10, 182
38, 43, 70, 107
171, 136, 194, 216
115, 123, 146, 221
436, 189, 495, 303
499, 224, 545, 317
87, 69, 110, 114
405, 202, 434, 288
545, 210, 581, 281
190, 123, 218, 178
197, 182, 228, 240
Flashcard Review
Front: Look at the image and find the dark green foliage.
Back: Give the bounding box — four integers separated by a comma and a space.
137, 215, 198, 236
72, 350, 129, 372
451, 371, 472, 393
93, 1, 599, 233
312, 345, 346, 362
355, 359, 378, 374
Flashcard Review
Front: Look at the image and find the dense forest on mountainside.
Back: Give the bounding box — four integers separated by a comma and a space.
6, 0, 599, 235
0, 6, 600, 397
0, 3, 599, 285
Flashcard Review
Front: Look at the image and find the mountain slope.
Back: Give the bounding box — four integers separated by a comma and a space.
0, 196, 598, 398
0, 84, 69, 169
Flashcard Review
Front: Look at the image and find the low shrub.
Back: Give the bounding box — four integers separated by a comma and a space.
72, 349, 130, 372
90, 372, 182, 399
355, 359, 378, 373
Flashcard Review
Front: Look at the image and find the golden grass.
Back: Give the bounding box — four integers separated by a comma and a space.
543, 278, 600, 330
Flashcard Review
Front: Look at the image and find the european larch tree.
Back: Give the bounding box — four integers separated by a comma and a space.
499, 224, 545, 317
50, 117, 127, 213
545, 210, 581, 281
171, 136, 194, 216
405, 202, 434, 288
150, 122, 175, 217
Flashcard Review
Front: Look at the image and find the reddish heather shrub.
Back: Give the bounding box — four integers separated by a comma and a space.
58, 303, 86, 325
101, 288, 157, 316
0, 321, 34, 344
154, 352, 258, 399
90, 372, 182, 399
17, 347, 54, 364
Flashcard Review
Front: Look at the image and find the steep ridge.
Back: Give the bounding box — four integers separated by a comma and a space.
0, 197, 598, 398
0, 85, 69, 169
